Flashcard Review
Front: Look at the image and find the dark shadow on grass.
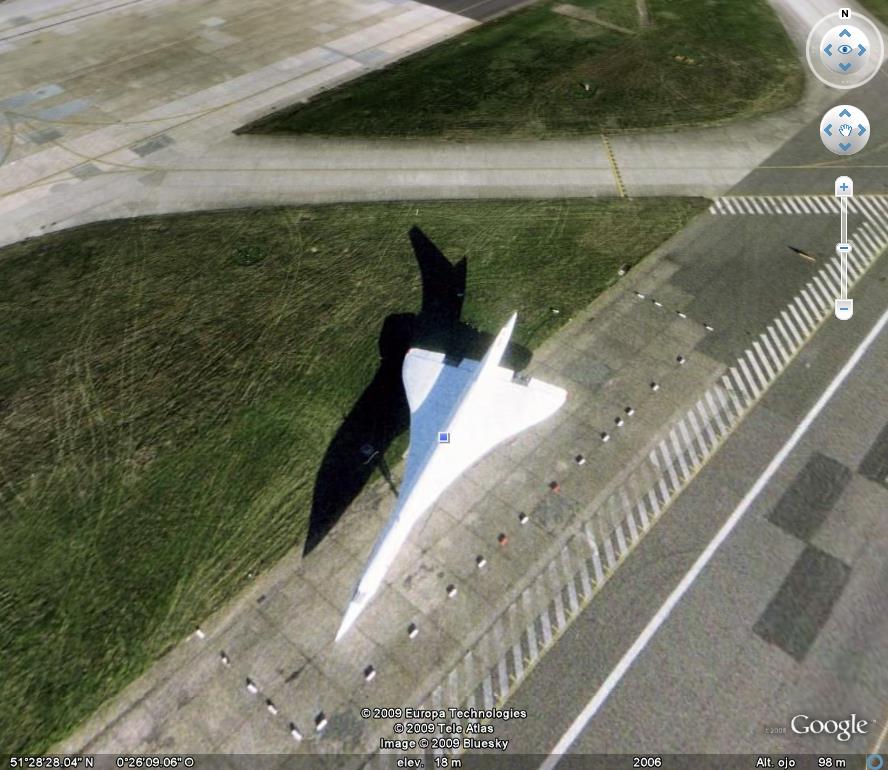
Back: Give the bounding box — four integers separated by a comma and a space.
303, 226, 531, 555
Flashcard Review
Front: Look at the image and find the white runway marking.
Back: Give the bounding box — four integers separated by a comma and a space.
539, 307, 888, 769
708, 194, 888, 215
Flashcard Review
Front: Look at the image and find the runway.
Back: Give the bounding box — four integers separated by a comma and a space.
501, 254, 888, 759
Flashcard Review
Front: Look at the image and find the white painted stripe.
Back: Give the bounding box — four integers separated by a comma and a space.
818, 266, 840, 296
846, 247, 866, 276
858, 197, 875, 216
860, 219, 888, 246
577, 557, 593, 600
722, 198, 737, 214
525, 620, 538, 658
813, 274, 836, 305
729, 365, 755, 402
603, 536, 617, 571
795, 197, 811, 213
715, 198, 726, 214
823, 265, 844, 295
806, 196, 825, 214
636, 497, 650, 529
625, 508, 639, 543
850, 195, 881, 220
646, 487, 662, 516
752, 340, 776, 380
803, 196, 820, 213
808, 276, 838, 312
850, 242, 872, 269
564, 571, 579, 615
657, 441, 681, 490
704, 390, 729, 436
865, 216, 888, 243
582, 521, 597, 554
708, 204, 717, 215
688, 406, 714, 456
809, 275, 832, 305
764, 326, 789, 366
849, 231, 873, 260
740, 351, 765, 393
735, 358, 761, 401
750, 197, 766, 214
778, 198, 794, 214
826, 196, 841, 213
861, 221, 884, 248
787, 301, 812, 335
540, 606, 553, 646
823, 261, 846, 291
760, 331, 786, 370
655, 470, 670, 504
512, 642, 524, 682
808, 196, 828, 214
793, 294, 817, 329
776, 312, 802, 350
497, 655, 509, 699
855, 196, 880, 220
800, 285, 825, 316
715, 378, 742, 424
866, 195, 888, 216
693, 400, 718, 449
668, 429, 692, 479
647, 450, 671, 502
539, 306, 888, 770
855, 228, 880, 260
482, 674, 494, 710
868, 195, 888, 216
786, 197, 804, 214
589, 541, 604, 585
614, 523, 628, 557
677, 417, 702, 466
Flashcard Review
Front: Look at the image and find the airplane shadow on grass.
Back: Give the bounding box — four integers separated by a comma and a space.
303, 226, 532, 556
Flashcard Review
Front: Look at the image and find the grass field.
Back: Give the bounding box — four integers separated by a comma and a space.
244, 0, 803, 139
858, 0, 888, 23
0, 198, 707, 752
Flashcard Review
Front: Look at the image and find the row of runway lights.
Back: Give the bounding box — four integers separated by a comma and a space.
192, 283, 715, 742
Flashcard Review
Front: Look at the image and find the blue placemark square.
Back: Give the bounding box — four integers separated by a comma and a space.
438, 432, 450, 444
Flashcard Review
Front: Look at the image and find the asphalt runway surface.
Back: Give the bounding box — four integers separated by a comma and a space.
493, 252, 888, 761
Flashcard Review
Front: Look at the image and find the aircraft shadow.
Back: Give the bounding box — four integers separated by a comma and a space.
303, 226, 531, 556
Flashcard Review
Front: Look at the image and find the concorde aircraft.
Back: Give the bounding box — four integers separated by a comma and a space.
336, 313, 567, 641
